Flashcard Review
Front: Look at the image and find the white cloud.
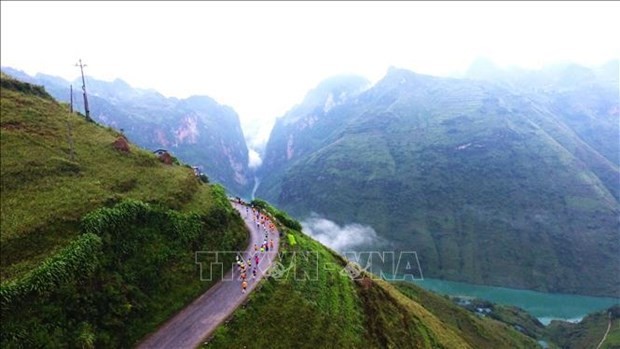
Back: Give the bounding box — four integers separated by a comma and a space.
301, 215, 379, 251
244, 117, 276, 154
247, 148, 263, 169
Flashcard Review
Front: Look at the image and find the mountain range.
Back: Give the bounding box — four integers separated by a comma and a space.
257, 62, 620, 297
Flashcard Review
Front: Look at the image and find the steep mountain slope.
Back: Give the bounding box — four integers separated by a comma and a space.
205, 201, 538, 349
465, 59, 620, 170
258, 74, 371, 198
1, 67, 252, 196
257, 65, 620, 297
0, 74, 248, 347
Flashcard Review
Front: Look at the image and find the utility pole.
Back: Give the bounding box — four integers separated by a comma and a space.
66, 85, 76, 161
75, 59, 90, 118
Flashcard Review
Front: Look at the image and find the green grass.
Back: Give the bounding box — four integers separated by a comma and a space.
603, 327, 620, 349
444, 294, 620, 348
393, 283, 540, 348
355, 277, 469, 349
1, 75, 218, 281
545, 306, 620, 349
206, 225, 365, 348
1, 75, 248, 347
205, 201, 537, 349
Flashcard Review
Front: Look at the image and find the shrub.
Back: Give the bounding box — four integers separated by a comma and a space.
0, 78, 53, 100
199, 173, 210, 183
251, 198, 302, 231
0, 233, 102, 307
287, 233, 297, 246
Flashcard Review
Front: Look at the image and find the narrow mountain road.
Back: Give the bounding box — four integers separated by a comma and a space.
595, 311, 612, 349
136, 201, 280, 349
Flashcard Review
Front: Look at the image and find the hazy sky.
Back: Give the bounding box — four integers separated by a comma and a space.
2, 1, 619, 150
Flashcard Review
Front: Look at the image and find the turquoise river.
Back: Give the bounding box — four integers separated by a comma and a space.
389, 275, 618, 325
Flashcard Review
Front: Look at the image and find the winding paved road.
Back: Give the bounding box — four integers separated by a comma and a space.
136, 202, 280, 348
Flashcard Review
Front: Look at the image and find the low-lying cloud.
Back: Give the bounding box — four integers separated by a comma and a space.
301, 215, 379, 252
248, 147, 263, 169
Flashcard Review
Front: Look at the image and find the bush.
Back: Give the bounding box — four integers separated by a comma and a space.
275, 211, 302, 231
0, 197, 246, 348
251, 198, 302, 231
2, 198, 247, 348
0, 233, 102, 307
199, 173, 210, 183
287, 233, 297, 246
0, 78, 53, 100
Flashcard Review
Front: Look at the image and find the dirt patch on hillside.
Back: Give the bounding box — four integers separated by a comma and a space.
1, 121, 24, 131
112, 136, 131, 153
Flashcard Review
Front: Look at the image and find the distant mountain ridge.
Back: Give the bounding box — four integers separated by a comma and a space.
0, 67, 253, 196
257, 62, 620, 297
465, 59, 620, 168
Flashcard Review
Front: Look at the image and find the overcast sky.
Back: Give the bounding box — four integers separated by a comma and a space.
2, 1, 619, 151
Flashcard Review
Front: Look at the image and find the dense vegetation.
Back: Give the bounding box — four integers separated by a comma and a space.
205, 200, 537, 348
258, 64, 620, 297
0, 74, 247, 347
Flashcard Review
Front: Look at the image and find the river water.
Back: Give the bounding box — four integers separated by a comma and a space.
251, 176, 261, 200
392, 275, 619, 324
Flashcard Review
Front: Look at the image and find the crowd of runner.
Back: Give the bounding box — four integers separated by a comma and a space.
233, 198, 279, 294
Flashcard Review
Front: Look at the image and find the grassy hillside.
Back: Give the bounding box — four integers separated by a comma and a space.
393, 283, 547, 347
545, 306, 620, 349
204, 201, 538, 349
419, 292, 620, 348
2, 67, 253, 197
2, 72, 209, 279
0, 73, 248, 347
